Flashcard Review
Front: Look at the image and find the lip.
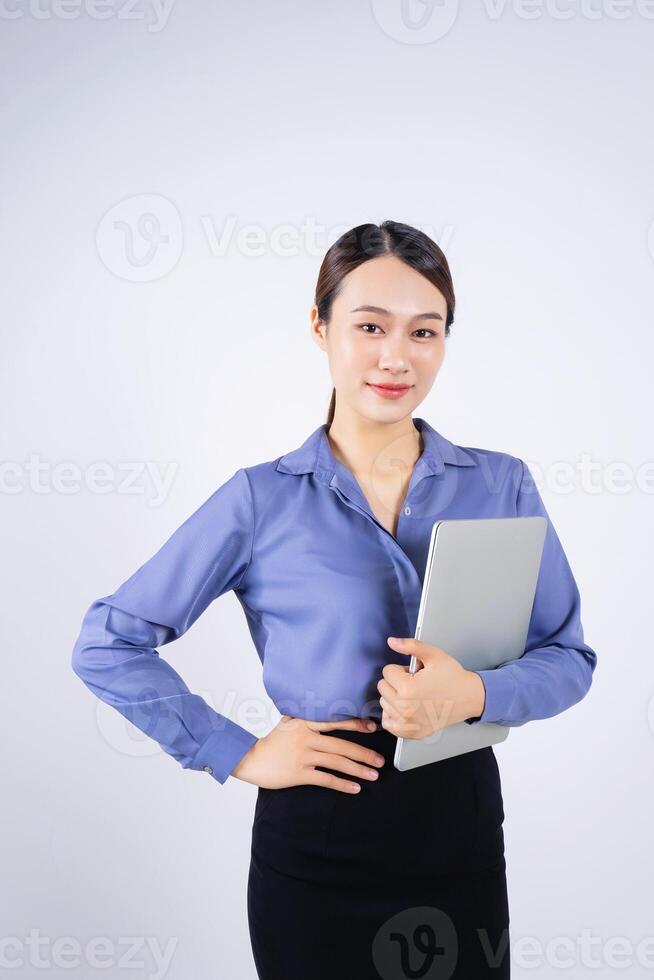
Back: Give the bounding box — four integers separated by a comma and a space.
366, 382, 413, 400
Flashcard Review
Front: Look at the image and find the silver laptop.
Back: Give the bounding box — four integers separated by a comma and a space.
394, 516, 547, 771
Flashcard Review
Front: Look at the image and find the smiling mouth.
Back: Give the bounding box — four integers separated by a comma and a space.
366, 383, 412, 390
366, 382, 413, 399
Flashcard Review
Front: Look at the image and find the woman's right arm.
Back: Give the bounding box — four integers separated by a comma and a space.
72, 465, 389, 793
71, 467, 259, 785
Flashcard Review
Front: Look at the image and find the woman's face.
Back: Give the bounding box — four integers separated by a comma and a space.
310, 253, 448, 423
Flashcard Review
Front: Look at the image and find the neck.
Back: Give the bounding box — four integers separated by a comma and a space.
327, 406, 423, 482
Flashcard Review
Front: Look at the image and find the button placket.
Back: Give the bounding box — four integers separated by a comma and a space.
315, 437, 446, 635
327, 477, 424, 635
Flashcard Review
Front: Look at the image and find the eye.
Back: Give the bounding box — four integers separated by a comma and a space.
356, 322, 439, 339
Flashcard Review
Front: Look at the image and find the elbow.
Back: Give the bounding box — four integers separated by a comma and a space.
71, 607, 90, 680
71, 631, 92, 681
571, 646, 597, 708
70, 599, 112, 683
71, 625, 99, 685
71, 598, 163, 689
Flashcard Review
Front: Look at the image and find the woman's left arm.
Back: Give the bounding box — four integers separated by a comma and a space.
466, 458, 598, 727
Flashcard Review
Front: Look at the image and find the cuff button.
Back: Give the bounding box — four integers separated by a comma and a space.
203, 766, 213, 775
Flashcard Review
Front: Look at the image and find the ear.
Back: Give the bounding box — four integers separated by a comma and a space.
309, 305, 328, 352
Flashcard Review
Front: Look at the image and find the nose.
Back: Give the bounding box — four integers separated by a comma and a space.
378, 336, 410, 372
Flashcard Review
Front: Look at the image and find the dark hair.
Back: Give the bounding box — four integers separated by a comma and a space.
314, 220, 455, 428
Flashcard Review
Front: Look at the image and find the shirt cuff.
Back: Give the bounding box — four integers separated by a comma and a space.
464, 668, 517, 726
191, 718, 259, 784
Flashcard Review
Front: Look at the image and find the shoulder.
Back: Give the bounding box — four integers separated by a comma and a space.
420, 419, 522, 483
442, 436, 525, 501
235, 456, 296, 511
240, 456, 287, 487
447, 436, 523, 475
454, 442, 523, 470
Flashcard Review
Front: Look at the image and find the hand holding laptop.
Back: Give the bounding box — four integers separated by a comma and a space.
377, 635, 487, 739
393, 515, 547, 771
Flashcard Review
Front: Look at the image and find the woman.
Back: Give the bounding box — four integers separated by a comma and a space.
71, 221, 597, 978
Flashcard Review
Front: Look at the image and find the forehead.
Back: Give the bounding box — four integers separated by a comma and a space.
334, 255, 447, 316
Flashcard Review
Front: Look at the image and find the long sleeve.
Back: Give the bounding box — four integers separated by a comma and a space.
465, 458, 598, 727
71, 467, 259, 784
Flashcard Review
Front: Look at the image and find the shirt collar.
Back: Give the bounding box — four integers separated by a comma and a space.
275, 417, 477, 482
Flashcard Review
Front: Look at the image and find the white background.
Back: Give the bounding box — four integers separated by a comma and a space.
1, 1, 652, 977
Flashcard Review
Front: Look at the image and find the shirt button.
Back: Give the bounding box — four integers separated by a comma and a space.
404, 506, 411, 516
203, 766, 213, 775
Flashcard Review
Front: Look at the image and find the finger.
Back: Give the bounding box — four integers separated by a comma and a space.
377, 677, 398, 702
307, 750, 381, 782
381, 708, 422, 738
379, 693, 411, 722
387, 635, 422, 652
382, 663, 410, 688
380, 709, 417, 736
306, 769, 364, 794
379, 697, 402, 723
387, 636, 444, 660
314, 733, 385, 769
380, 713, 400, 735
309, 717, 377, 734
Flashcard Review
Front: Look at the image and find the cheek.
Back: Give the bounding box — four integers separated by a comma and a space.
412, 344, 443, 374
331, 334, 373, 378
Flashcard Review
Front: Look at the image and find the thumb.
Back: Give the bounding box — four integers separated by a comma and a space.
387, 636, 443, 663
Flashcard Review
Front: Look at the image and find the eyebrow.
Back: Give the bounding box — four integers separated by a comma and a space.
350, 304, 443, 322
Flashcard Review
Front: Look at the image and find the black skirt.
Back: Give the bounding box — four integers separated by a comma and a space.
247, 725, 510, 979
